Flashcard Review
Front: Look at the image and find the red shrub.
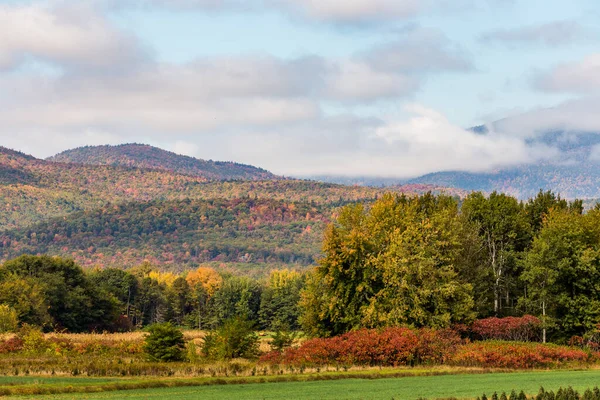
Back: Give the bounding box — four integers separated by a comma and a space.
0, 337, 24, 353
260, 328, 462, 367
471, 315, 542, 341
451, 341, 593, 368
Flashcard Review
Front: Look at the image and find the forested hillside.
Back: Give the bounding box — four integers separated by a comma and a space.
48, 144, 278, 181
0, 147, 383, 230
0, 198, 328, 271
0, 146, 466, 273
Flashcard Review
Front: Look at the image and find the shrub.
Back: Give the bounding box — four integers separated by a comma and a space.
0, 336, 24, 353
202, 317, 259, 360
19, 324, 49, 354
471, 315, 542, 342
143, 323, 186, 362
261, 327, 462, 367
451, 341, 593, 368
0, 305, 18, 333
270, 324, 297, 352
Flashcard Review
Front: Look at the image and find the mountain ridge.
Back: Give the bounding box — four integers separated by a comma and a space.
47, 143, 279, 181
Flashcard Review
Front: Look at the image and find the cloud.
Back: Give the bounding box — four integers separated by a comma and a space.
0, 3, 148, 71
113, 0, 510, 24
0, 4, 472, 137
205, 105, 557, 178
482, 20, 587, 47
0, 1, 538, 180
361, 29, 472, 72
491, 97, 600, 138
535, 54, 600, 93
272, 0, 422, 24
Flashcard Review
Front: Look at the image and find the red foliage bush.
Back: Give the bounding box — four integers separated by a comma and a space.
451, 341, 593, 368
260, 327, 462, 367
0, 337, 24, 353
471, 315, 542, 341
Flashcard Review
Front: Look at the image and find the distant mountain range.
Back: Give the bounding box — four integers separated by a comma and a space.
312, 129, 600, 200
48, 143, 278, 181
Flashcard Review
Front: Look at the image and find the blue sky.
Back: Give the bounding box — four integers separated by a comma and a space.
1, 0, 600, 177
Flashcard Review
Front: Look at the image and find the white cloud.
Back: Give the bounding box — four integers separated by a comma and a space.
201, 105, 556, 178
0, 0, 552, 180
274, 0, 422, 23
0, 3, 147, 71
491, 97, 600, 138
535, 54, 600, 93
324, 60, 419, 100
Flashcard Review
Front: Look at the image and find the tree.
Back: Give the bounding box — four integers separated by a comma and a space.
209, 276, 262, 327
201, 317, 259, 359
301, 193, 476, 336
88, 268, 138, 320
0, 305, 18, 333
259, 269, 303, 330
0, 274, 51, 328
186, 267, 223, 297
462, 192, 531, 316
1, 255, 119, 332
167, 277, 192, 326
520, 209, 600, 340
143, 323, 186, 362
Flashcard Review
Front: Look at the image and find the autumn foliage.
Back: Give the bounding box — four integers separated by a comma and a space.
470, 315, 542, 341
260, 326, 595, 369
451, 341, 593, 368
260, 327, 462, 367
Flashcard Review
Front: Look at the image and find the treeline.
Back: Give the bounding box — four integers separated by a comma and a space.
302, 190, 590, 342
0, 255, 304, 333
3, 190, 599, 344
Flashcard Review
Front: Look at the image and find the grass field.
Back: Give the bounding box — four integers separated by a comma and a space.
6, 369, 600, 400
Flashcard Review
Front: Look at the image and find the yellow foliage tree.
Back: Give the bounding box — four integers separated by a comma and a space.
186, 267, 223, 296
148, 271, 178, 287
268, 269, 301, 290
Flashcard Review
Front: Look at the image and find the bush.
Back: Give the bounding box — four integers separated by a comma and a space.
202, 317, 259, 360
143, 323, 186, 362
0, 305, 18, 333
451, 341, 593, 368
19, 324, 49, 354
261, 327, 462, 367
471, 315, 542, 342
269, 324, 297, 352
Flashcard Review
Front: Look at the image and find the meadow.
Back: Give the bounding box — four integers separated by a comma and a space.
6, 369, 600, 399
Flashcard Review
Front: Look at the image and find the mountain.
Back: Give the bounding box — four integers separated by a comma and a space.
310, 130, 600, 200
47, 143, 278, 181
0, 145, 466, 273
407, 130, 600, 200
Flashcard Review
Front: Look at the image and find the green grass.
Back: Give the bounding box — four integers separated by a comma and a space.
8, 369, 600, 400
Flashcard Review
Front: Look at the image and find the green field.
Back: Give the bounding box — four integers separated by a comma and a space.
7, 369, 600, 400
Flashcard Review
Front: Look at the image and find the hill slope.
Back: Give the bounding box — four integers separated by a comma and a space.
0, 146, 458, 230
0, 145, 470, 273
0, 198, 328, 273
47, 144, 278, 181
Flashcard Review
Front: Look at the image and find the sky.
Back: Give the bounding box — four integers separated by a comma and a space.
1, 0, 600, 178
